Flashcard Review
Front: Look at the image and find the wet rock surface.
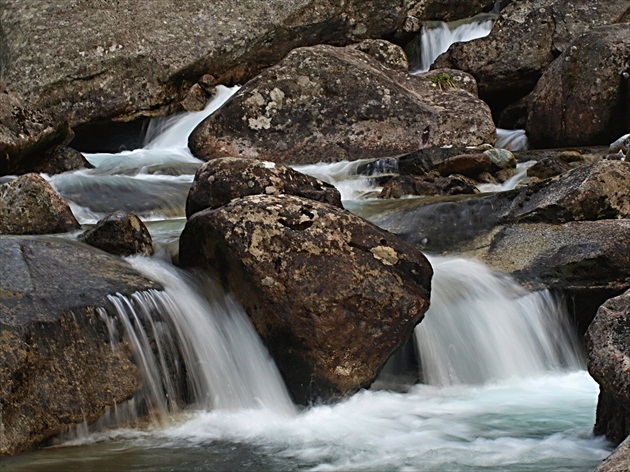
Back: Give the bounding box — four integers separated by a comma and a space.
179, 194, 432, 404
0, 173, 79, 235
0, 237, 162, 455
189, 41, 495, 165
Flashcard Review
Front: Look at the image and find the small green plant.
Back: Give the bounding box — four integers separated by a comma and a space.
429, 72, 456, 90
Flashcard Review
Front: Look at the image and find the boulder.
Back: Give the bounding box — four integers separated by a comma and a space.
0, 173, 80, 235
527, 25, 630, 148
186, 157, 342, 218
0, 237, 161, 455
0, 91, 72, 176
189, 41, 495, 165
379, 173, 478, 198
509, 160, 630, 224
526, 151, 595, 180
81, 211, 154, 257
31, 146, 94, 176
586, 289, 630, 444
2, 0, 411, 131
433, 0, 630, 115
179, 194, 432, 404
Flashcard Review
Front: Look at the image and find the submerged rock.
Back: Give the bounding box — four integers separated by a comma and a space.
189, 41, 495, 165
81, 211, 154, 257
0, 237, 161, 455
527, 24, 630, 148
379, 173, 478, 198
586, 289, 630, 444
0, 173, 79, 235
186, 157, 342, 218
179, 194, 432, 404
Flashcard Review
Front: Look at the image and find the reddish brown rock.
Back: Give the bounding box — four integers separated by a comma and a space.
179, 194, 433, 404
434, 153, 493, 177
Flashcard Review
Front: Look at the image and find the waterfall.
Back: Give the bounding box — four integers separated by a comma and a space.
415, 256, 583, 386
411, 14, 496, 73
496, 128, 529, 151
100, 257, 296, 422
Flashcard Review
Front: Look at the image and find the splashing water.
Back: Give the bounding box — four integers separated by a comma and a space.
416, 256, 583, 386
101, 257, 296, 420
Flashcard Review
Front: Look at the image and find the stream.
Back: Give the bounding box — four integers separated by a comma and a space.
2, 83, 613, 472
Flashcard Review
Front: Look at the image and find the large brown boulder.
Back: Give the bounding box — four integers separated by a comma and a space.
186, 157, 342, 218
2, 0, 411, 130
189, 41, 495, 165
0, 237, 161, 455
179, 194, 433, 404
432, 0, 630, 114
0, 173, 80, 235
0, 91, 72, 176
586, 289, 630, 444
527, 25, 630, 148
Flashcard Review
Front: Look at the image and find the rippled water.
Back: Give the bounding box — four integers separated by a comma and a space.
4, 372, 609, 472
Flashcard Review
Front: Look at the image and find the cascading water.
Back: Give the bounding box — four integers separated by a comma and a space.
3, 83, 613, 471
410, 14, 496, 73
416, 256, 583, 386
102, 256, 296, 419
